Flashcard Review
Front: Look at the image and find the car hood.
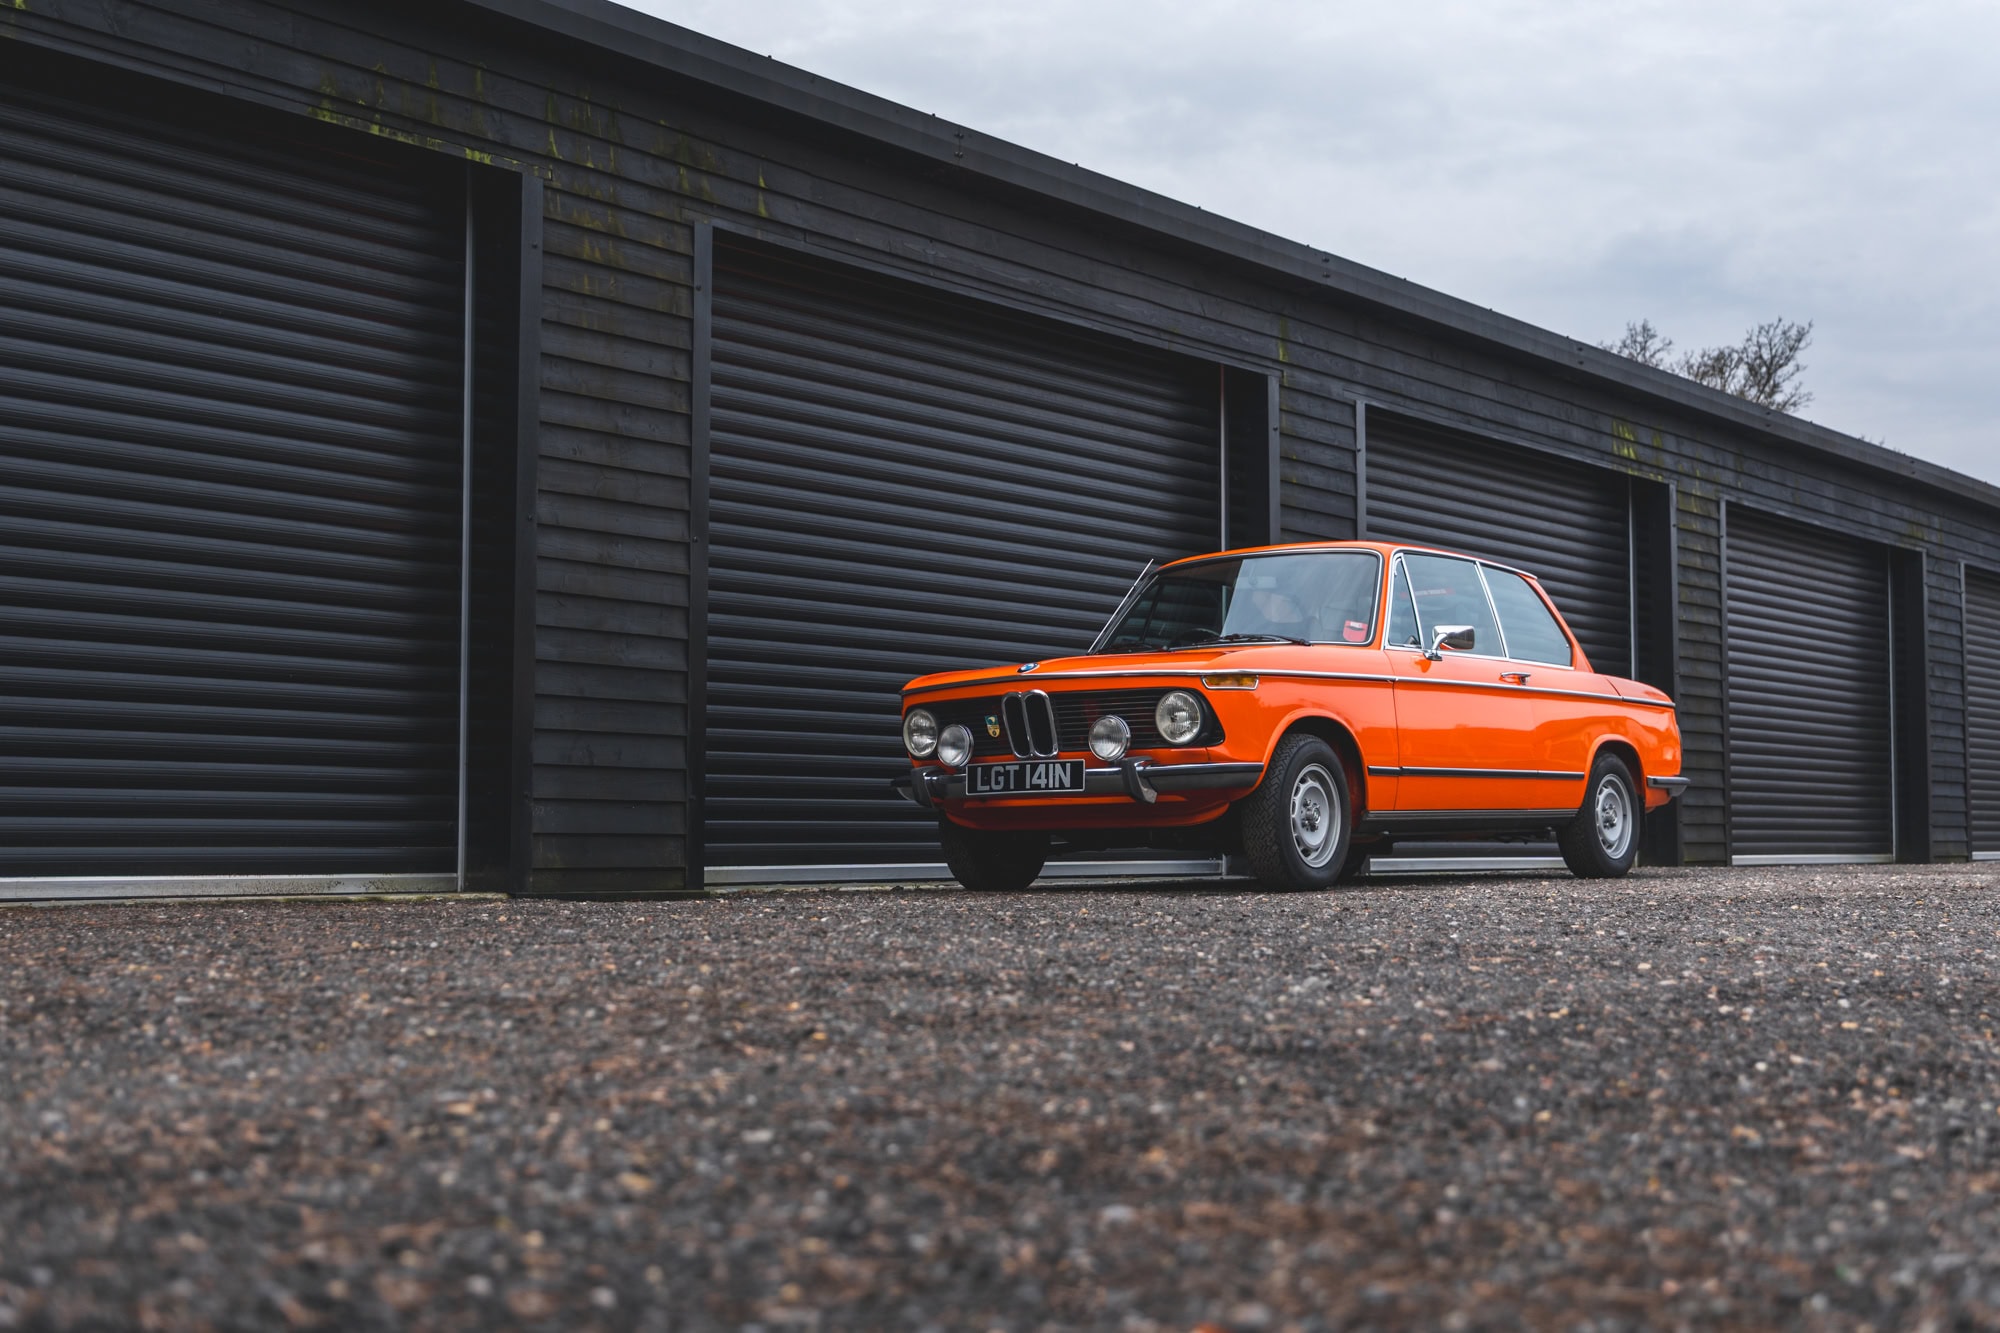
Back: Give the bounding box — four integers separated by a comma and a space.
901, 644, 1313, 695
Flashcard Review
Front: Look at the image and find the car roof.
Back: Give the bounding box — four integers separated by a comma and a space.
1158, 540, 1549, 585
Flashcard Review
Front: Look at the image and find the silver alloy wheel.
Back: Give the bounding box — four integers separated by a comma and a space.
1289, 762, 1340, 869
1594, 773, 1633, 859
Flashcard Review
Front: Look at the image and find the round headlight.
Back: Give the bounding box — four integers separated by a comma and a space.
937, 724, 974, 768
1089, 714, 1131, 761
903, 708, 939, 758
1155, 690, 1204, 745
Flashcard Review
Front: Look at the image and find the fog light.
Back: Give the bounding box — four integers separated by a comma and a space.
1089, 714, 1131, 761
903, 708, 938, 758
937, 723, 974, 768
1155, 690, 1203, 745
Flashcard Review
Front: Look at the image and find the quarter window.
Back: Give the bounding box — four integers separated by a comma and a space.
1399, 553, 1501, 655
1387, 560, 1421, 649
1483, 567, 1574, 666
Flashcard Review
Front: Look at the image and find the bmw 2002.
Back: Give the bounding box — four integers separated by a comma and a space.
892, 541, 1687, 892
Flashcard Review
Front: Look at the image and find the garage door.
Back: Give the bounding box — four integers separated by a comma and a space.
1725, 508, 1893, 862
0, 77, 466, 883
1365, 417, 1632, 677
1968, 569, 2000, 858
705, 244, 1220, 871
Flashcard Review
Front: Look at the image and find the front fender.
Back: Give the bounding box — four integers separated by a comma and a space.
1252, 704, 1391, 813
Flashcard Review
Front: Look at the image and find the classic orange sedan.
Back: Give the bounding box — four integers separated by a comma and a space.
892, 541, 1686, 891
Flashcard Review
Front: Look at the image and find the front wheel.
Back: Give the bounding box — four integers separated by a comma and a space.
938, 820, 1049, 893
1240, 734, 1354, 891
1559, 754, 1641, 879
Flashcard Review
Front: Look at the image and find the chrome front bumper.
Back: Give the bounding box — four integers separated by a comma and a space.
890, 760, 1265, 810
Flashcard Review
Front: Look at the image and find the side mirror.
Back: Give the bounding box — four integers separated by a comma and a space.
1425, 625, 1475, 660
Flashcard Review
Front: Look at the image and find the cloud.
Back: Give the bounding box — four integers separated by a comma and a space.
621, 0, 2000, 485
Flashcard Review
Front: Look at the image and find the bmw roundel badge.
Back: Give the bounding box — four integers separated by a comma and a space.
1018, 662, 1039, 673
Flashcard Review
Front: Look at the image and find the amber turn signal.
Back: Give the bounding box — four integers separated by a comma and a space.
1201, 672, 1258, 690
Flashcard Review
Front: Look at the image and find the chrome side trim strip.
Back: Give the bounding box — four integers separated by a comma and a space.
704, 859, 1227, 887
1395, 676, 1673, 708
1369, 855, 1569, 874
1367, 767, 1586, 781
1364, 808, 1580, 825
903, 668, 1675, 710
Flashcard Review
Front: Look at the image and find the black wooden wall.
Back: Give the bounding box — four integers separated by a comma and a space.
8, 0, 1999, 886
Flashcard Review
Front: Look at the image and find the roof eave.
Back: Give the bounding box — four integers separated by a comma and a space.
462, 0, 2000, 516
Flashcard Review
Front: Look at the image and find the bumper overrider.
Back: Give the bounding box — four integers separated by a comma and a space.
891, 759, 1265, 810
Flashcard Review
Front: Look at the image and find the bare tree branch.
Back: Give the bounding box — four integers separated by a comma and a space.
1601, 317, 1814, 414
1732, 318, 1814, 413
1599, 319, 1675, 369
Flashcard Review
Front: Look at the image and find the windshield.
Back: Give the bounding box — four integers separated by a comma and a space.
1098, 551, 1383, 652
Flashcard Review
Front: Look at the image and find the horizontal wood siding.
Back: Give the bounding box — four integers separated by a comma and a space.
10, 0, 2000, 878
1278, 390, 1356, 542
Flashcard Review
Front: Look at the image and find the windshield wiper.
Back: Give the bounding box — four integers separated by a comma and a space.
1178, 632, 1310, 648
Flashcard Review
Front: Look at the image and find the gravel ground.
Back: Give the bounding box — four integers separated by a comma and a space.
3, 864, 1999, 1332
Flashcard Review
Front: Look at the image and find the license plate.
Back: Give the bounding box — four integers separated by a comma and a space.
963, 759, 1085, 797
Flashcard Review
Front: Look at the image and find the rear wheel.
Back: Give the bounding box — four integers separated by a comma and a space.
938, 820, 1049, 892
1560, 754, 1641, 879
1241, 734, 1354, 891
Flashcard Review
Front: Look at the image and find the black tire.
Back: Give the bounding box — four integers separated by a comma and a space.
1560, 754, 1642, 879
938, 820, 1049, 892
1241, 734, 1354, 891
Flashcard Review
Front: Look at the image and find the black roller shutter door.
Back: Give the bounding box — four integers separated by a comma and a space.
706, 246, 1219, 868
1366, 418, 1632, 677
1725, 509, 1892, 861
1967, 569, 2000, 856
0, 76, 465, 879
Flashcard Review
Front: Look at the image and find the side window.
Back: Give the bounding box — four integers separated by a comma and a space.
1400, 553, 1501, 654
1483, 567, 1574, 666
1386, 560, 1421, 649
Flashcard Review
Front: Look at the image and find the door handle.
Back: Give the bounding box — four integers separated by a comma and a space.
1500, 671, 1532, 684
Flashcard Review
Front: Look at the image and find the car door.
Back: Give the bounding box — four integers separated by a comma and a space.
1481, 564, 1600, 810
1384, 552, 1540, 811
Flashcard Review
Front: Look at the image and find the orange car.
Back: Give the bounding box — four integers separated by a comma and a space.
892, 541, 1686, 891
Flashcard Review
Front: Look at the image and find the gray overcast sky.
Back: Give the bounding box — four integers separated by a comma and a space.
619, 0, 2000, 487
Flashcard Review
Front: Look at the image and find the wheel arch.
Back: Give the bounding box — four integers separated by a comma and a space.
1270, 713, 1372, 815
1590, 736, 1645, 786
